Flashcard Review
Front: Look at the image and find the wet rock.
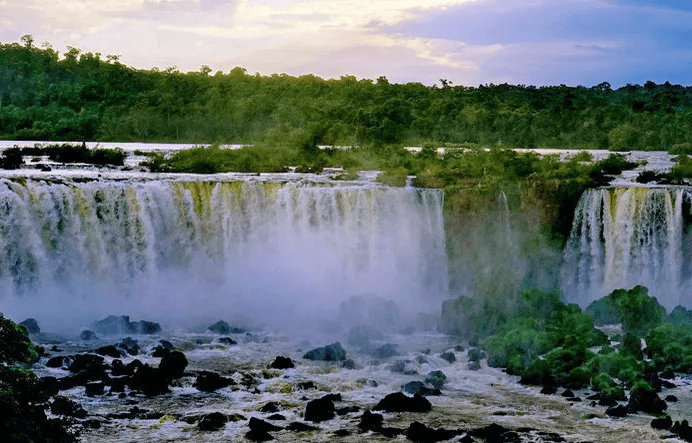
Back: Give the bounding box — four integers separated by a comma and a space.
51, 395, 87, 418
347, 324, 384, 346
40, 376, 60, 397
19, 318, 40, 334
469, 423, 520, 443
79, 330, 98, 340
129, 364, 170, 396
561, 389, 575, 398
135, 320, 161, 334
540, 385, 558, 395
665, 395, 678, 402
118, 337, 140, 355
198, 412, 227, 431
373, 343, 399, 358
249, 417, 283, 432
269, 356, 294, 369
297, 381, 316, 390
46, 355, 69, 368
286, 422, 318, 432
69, 353, 105, 373
304, 395, 336, 422
358, 410, 384, 432
341, 359, 356, 369
336, 406, 361, 416
267, 413, 286, 420
467, 347, 483, 362
401, 381, 441, 396
334, 429, 351, 436
302, 342, 347, 361
406, 421, 462, 443
425, 370, 446, 390
605, 405, 628, 417
219, 336, 237, 345
207, 320, 231, 334
194, 370, 235, 392
260, 402, 281, 413
390, 360, 417, 374
245, 429, 274, 442
672, 420, 692, 442
627, 384, 667, 415
93, 315, 160, 335
439, 351, 456, 364
95, 345, 124, 358
373, 392, 432, 413
82, 419, 102, 429
467, 360, 481, 371
85, 381, 105, 396
158, 350, 188, 380
651, 415, 673, 430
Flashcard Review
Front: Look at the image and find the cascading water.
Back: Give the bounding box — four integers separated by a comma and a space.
561, 186, 692, 310
0, 178, 448, 331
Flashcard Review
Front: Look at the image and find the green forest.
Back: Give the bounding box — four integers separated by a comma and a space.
2, 35, 692, 152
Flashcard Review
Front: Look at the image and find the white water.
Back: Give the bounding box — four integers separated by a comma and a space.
0, 177, 448, 333
561, 186, 692, 310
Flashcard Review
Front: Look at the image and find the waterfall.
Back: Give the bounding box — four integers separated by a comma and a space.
561, 186, 692, 310
0, 178, 448, 330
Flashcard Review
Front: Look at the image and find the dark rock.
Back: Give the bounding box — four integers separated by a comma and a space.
373, 392, 431, 413
19, 318, 40, 334
82, 419, 102, 429
158, 350, 187, 380
270, 356, 294, 369
249, 417, 283, 432
135, 320, 161, 334
95, 345, 124, 358
245, 429, 274, 442
467, 347, 483, 362
194, 370, 234, 392
425, 370, 446, 390
469, 423, 520, 443
661, 379, 677, 389
665, 395, 678, 402
118, 337, 140, 355
659, 369, 676, 379
302, 342, 346, 361
347, 324, 384, 346
406, 421, 461, 443
402, 381, 441, 396
68, 353, 105, 373
359, 410, 384, 432
85, 381, 105, 396
628, 384, 667, 415
540, 385, 558, 395
467, 360, 481, 370
151, 346, 170, 357
79, 330, 98, 340
286, 422, 318, 432
265, 414, 284, 421
651, 415, 673, 430
260, 402, 281, 413
390, 360, 417, 374
93, 315, 136, 335
208, 320, 231, 334
219, 336, 237, 345
304, 396, 336, 422
336, 406, 361, 416
373, 343, 399, 358
40, 376, 60, 396
51, 395, 87, 418
297, 381, 316, 390
605, 405, 628, 417
672, 420, 692, 442
198, 412, 227, 431
341, 359, 356, 369
46, 355, 69, 368
129, 364, 169, 396
334, 429, 351, 437
561, 389, 575, 398
439, 351, 456, 363
379, 426, 405, 438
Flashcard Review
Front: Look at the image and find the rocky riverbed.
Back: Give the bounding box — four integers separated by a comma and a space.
25, 316, 692, 443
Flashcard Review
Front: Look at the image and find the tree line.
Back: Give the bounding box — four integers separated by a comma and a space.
2, 35, 692, 152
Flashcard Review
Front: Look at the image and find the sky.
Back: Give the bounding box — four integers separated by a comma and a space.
2, 0, 691, 87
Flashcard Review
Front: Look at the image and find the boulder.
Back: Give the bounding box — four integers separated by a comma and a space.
129, 364, 169, 396
93, 315, 136, 335
85, 381, 105, 397
605, 405, 628, 417
198, 412, 227, 431
270, 356, 294, 369
260, 402, 280, 413
406, 421, 461, 443
439, 351, 456, 363
286, 422, 318, 432
194, 370, 235, 392
19, 318, 40, 334
627, 383, 667, 415
50, 395, 87, 418
425, 370, 446, 390
208, 320, 231, 334
158, 350, 188, 380
219, 337, 237, 345
135, 320, 161, 334
358, 410, 384, 432
373, 392, 431, 413
304, 395, 336, 422
118, 337, 140, 355
302, 342, 346, 361
249, 417, 282, 432
401, 381, 441, 396
469, 423, 520, 442
79, 330, 98, 340
95, 345, 124, 358
45, 355, 69, 368
341, 359, 356, 369
651, 415, 673, 430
